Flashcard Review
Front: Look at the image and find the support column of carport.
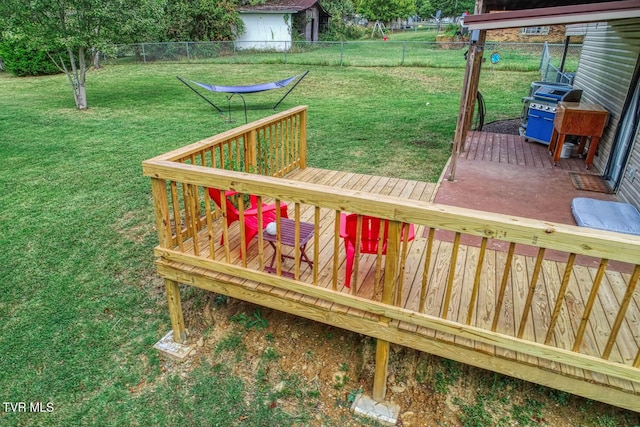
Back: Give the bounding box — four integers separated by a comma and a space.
448, 4, 488, 182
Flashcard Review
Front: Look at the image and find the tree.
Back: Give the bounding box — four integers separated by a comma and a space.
429, 0, 475, 19
164, 0, 244, 42
316, 0, 366, 41
415, 0, 434, 20
320, 0, 356, 19
0, 0, 164, 110
357, 0, 416, 23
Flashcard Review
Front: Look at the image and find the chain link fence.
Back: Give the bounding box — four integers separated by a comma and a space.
540, 41, 577, 84
102, 41, 582, 71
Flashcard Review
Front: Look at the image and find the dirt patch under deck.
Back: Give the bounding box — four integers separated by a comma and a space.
158, 290, 640, 427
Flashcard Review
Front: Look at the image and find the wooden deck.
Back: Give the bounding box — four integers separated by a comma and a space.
460, 130, 602, 171
161, 166, 640, 406
144, 108, 640, 412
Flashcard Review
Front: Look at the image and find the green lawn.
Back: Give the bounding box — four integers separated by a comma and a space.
6, 62, 621, 426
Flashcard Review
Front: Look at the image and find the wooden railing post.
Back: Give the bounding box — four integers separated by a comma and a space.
150, 178, 172, 248
299, 109, 307, 169
151, 178, 187, 343
373, 221, 401, 401
245, 130, 257, 173
381, 221, 401, 307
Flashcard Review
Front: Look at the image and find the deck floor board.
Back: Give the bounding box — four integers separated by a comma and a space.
459, 131, 599, 172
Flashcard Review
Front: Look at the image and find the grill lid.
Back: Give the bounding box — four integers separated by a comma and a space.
534, 85, 583, 103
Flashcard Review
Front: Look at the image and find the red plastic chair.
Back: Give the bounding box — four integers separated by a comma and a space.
208, 188, 288, 253
339, 213, 415, 288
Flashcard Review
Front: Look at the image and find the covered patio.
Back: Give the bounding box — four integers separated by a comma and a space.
439, 130, 617, 225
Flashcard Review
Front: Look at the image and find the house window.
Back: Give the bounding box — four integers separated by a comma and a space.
520, 26, 550, 35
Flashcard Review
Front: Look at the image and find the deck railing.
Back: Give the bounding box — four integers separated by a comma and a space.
148, 106, 306, 249
144, 107, 640, 404
152, 105, 306, 176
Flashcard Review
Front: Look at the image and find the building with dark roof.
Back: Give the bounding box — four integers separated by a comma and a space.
236, 0, 330, 50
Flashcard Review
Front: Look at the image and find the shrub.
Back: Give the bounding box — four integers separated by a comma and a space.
443, 23, 463, 36
0, 38, 61, 76
320, 21, 368, 41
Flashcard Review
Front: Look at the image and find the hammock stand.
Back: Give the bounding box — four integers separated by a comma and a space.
177, 71, 309, 123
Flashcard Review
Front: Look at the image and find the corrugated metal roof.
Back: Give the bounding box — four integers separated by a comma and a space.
465, 0, 640, 30
479, 0, 628, 10
239, 0, 322, 13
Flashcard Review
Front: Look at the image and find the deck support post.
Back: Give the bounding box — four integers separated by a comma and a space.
371, 221, 402, 401
165, 278, 187, 343
373, 339, 390, 401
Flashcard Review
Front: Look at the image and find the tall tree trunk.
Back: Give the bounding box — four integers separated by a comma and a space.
75, 83, 88, 110
66, 47, 88, 110
52, 47, 88, 110
92, 48, 101, 70
76, 47, 88, 110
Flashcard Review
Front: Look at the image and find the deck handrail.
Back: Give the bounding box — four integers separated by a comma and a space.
150, 106, 307, 176
144, 162, 640, 264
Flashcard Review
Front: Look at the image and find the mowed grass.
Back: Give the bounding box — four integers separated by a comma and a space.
0, 63, 537, 426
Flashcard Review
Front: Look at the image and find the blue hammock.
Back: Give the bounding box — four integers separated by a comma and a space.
177, 71, 308, 123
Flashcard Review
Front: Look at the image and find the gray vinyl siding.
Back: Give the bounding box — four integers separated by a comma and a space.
627, 141, 640, 206
572, 19, 640, 206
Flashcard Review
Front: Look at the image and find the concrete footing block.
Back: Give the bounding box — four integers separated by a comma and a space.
153, 331, 195, 362
351, 393, 400, 426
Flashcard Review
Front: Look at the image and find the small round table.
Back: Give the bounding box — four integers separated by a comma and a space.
263, 218, 314, 278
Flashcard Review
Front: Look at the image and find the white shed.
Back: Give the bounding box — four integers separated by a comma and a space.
236, 11, 293, 51
236, 0, 330, 51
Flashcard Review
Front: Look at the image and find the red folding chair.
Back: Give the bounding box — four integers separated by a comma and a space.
339, 213, 415, 288
208, 188, 288, 254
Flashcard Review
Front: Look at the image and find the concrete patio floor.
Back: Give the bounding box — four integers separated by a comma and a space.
434, 131, 618, 226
